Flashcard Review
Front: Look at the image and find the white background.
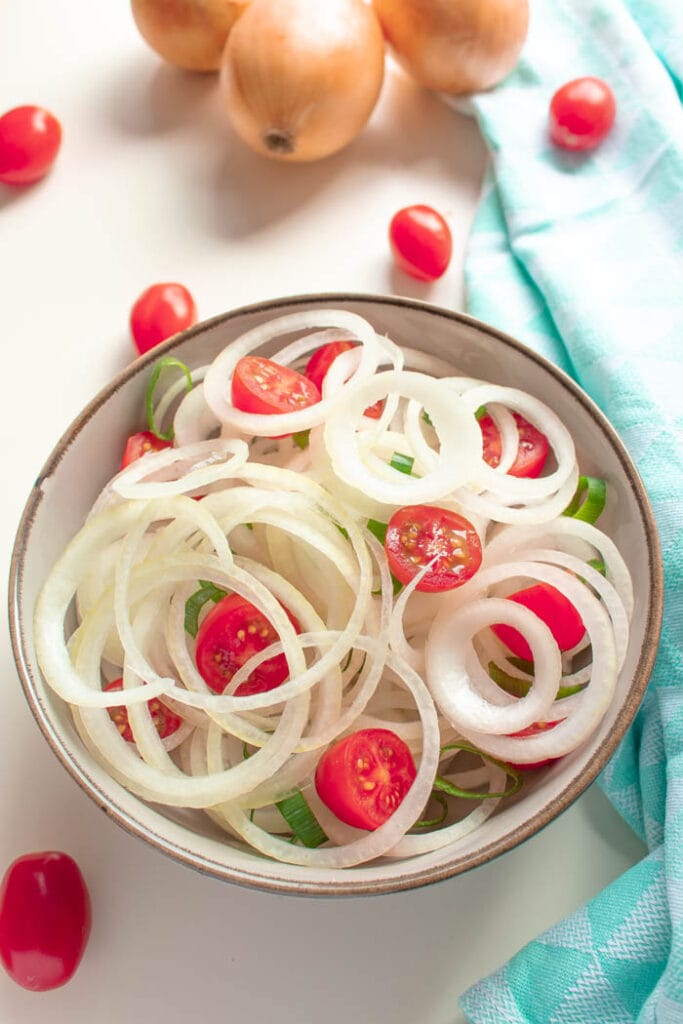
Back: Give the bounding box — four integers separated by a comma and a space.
0, 3, 646, 1021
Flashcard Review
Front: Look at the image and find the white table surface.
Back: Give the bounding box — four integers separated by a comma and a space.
0, 3, 647, 1021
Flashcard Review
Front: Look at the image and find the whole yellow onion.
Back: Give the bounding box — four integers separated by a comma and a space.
131, 0, 250, 72
372, 0, 529, 95
219, 0, 386, 162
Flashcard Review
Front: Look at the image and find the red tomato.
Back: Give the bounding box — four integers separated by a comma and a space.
389, 204, 453, 282
304, 341, 383, 418
493, 583, 586, 662
315, 728, 417, 830
0, 106, 62, 185
0, 851, 91, 991
507, 720, 563, 770
385, 504, 482, 592
130, 282, 197, 356
549, 77, 616, 151
195, 593, 300, 696
104, 679, 182, 742
479, 411, 550, 478
232, 356, 321, 420
304, 340, 355, 394
120, 430, 172, 470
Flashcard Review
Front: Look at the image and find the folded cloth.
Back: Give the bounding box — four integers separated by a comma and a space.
459, 1, 683, 1021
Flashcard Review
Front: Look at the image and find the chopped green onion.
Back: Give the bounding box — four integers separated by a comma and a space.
413, 792, 448, 830
390, 451, 415, 475
292, 430, 310, 450
422, 410, 433, 427
507, 655, 535, 675
436, 742, 522, 799
475, 404, 488, 422
145, 356, 193, 441
562, 475, 607, 524
367, 518, 387, 544
366, 519, 402, 594
184, 580, 228, 637
487, 661, 584, 700
335, 523, 349, 540
587, 557, 606, 576
275, 791, 328, 848
341, 649, 354, 673
244, 522, 254, 531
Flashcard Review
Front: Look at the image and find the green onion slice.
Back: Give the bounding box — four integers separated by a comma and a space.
276, 791, 328, 848
145, 356, 193, 441
435, 742, 522, 799
390, 451, 415, 475
413, 792, 448, 830
184, 580, 228, 638
292, 430, 310, 450
475, 404, 488, 422
422, 410, 433, 427
487, 661, 584, 700
562, 475, 607, 524
366, 519, 402, 594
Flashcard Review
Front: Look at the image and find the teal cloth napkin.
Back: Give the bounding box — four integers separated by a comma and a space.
459, 0, 683, 1020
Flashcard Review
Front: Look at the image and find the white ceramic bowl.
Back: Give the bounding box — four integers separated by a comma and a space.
9, 293, 663, 896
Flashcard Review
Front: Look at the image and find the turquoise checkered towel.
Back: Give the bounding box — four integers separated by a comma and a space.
459, 1, 683, 1021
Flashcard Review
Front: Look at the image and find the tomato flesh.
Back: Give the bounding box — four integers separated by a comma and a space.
385, 504, 482, 592
315, 728, 416, 830
130, 282, 197, 356
549, 77, 616, 152
104, 679, 182, 742
493, 583, 586, 662
304, 341, 383, 418
479, 411, 550, 478
507, 720, 563, 770
0, 106, 62, 185
389, 204, 452, 282
120, 430, 172, 470
232, 356, 321, 421
195, 593, 300, 696
0, 852, 91, 991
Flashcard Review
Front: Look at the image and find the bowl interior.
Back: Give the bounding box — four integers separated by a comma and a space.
9, 293, 663, 896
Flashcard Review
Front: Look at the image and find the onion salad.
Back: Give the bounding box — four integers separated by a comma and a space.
33, 309, 632, 868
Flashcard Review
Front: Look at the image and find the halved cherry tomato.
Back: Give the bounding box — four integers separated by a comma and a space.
104, 679, 182, 742
493, 583, 585, 662
385, 504, 482, 592
315, 728, 416, 830
195, 593, 300, 696
479, 411, 550, 478
0, 851, 91, 991
130, 282, 197, 356
507, 720, 563, 770
304, 340, 383, 418
549, 77, 616, 152
120, 430, 172, 470
232, 356, 321, 420
0, 106, 62, 185
389, 204, 452, 282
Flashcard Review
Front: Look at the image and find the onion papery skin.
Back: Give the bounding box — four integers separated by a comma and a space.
372, 0, 529, 95
219, 0, 386, 161
131, 0, 250, 72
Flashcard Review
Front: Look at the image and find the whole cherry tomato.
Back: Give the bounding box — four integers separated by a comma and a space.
130, 282, 197, 356
0, 851, 91, 991
0, 105, 62, 185
389, 204, 452, 282
549, 77, 616, 151
315, 728, 417, 830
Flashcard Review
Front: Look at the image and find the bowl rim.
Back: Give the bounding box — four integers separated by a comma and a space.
7, 291, 664, 897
